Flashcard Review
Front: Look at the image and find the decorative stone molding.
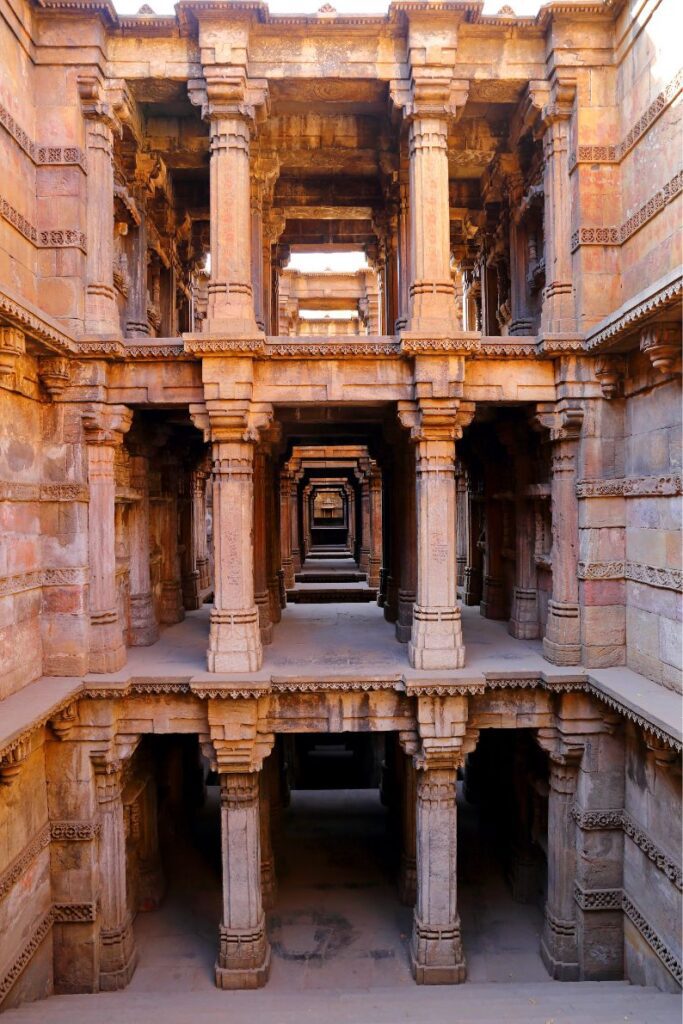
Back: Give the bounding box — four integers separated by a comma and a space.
571, 806, 622, 830
640, 326, 681, 374
571, 171, 683, 251
0, 825, 51, 902
584, 269, 682, 352
0, 284, 76, 355
0, 566, 89, 597
183, 336, 265, 356
0, 738, 32, 787
569, 70, 683, 171
53, 902, 97, 923
0, 102, 86, 170
124, 341, 186, 358
622, 813, 683, 890
0, 195, 86, 251
574, 885, 623, 911
0, 908, 55, 1005
266, 339, 401, 358
0, 481, 89, 502
51, 821, 101, 842
622, 892, 682, 985
577, 475, 682, 497
577, 561, 682, 592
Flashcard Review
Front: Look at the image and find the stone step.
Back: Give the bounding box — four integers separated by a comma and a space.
2, 983, 680, 1024
295, 571, 367, 583
287, 585, 378, 603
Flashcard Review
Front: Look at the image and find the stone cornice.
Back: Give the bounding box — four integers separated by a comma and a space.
571, 170, 683, 252
583, 267, 683, 352
0, 283, 77, 355
569, 69, 683, 172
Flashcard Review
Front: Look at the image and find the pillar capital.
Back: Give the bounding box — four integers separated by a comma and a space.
189, 67, 269, 129
640, 324, 681, 375
77, 74, 124, 136
533, 401, 584, 444
391, 75, 469, 126
82, 404, 133, 446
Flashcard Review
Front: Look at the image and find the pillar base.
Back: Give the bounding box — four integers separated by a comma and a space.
543, 600, 581, 665
408, 606, 465, 670
99, 919, 138, 991
480, 576, 506, 620
208, 607, 262, 672
89, 611, 126, 673
182, 571, 202, 611
128, 592, 159, 646
398, 853, 416, 906
410, 916, 467, 985
509, 587, 540, 639
215, 922, 271, 990
540, 911, 579, 980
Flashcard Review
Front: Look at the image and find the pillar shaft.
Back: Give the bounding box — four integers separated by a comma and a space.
399, 753, 417, 905
541, 93, 576, 333
82, 113, 119, 334
289, 477, 301, 574
209, 440, 262, 672
544, 436, 581, 664
125, 211, 149, 337
463, 482, 483, 606
128, 451, 159, 645
411, 766, 466, 983
509, 447, 540, 639
216, 772, 270, 989
396, 441, 417, 642
280, 471, 294, 590
541, 758, 580, 979
480, 485, 506, 621
407, 118, 457, 333
158, 465, 184, 625
180, 469, 201, 612
409, 426, 465, 670
368, 466, 383, 589
254, 447, 272, 645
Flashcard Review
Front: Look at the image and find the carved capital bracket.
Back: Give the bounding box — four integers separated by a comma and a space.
0, 736, 32, 788
188, 67, 269, 130
206, 699, 274, 774
533, 401, 584, 443
82, 403, 133, 446
640, 325, 681, 375
0, 326, 26, 379
594, 355, 626, 399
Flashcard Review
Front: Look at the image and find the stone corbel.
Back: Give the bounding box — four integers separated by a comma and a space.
189, 67, 269, 128
39, 355, 71, 399
640, 325, 681, 374
541, 74, 577, 129
533, 401, 584, 443
412, 694, 475, 771
77, 75, 123, 136
82, 403, 134, 446
0, 737, 31, 788
594, 355, 626, 398
49, 702, 80, 741
391, 76, 469, 124
0, 326, 25, 381
206, 700, 274, 774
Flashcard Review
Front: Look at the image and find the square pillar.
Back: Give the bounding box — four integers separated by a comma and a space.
463, 477, 483, 606
254, 445, 273, 645
368, 462, 383, 589
215, 772, 271, 989
411, 764, 466, 983
83, 405, 132, 672
399, 752, 417, 905
127, 445, 159, 645
180, 466, 202, 613
396, 439, 417, 642
279, 470, 294, 590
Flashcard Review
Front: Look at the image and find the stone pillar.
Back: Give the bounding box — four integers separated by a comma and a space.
124, 205, 149, 337
540, 753, 581, 980
539, 78, 577, 334
302, 484, 312, 559
266, 447, 282, 626
480, 481, 506, 621
358, 470, 371, 573
399, 752, 417, 905
455, 464, 468, 590
406, 112, 461, 334
195, 461, 211, 592
540, 406, 583, 665
215, 772, 270, 989
127, 446, 159, 645
92, 754, 138, 990
346, 483, 356, 562
180, 466, 202, 612
279, 470, 294, 590
251, 178, 265, 332
368, 462, 383, 589
259, 759, 277, 911
198, 69, 264, 335
78, 77, 120, 335
254, 445, 273, 645
404, 401, 471, 670
509, 436, 540, 638
395, 177, 410, 332
411, 763, 466, 983
396, 439, 417, 642
463, 477, 483, 606
83, 405, 132, 672
508, 209, 533, 336
289, 475, 301, 574
208, 418, 263, 672
158, 460, 184, 625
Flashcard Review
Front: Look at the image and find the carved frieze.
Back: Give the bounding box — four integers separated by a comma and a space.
0, 908, 55, 1004
571, 171, 683, 251
0, 825, 51, 902
53, 902, 97, 923
577, 561, 682, 592
622, 893, 682, 985
0, 194, 86, 251
51, 821, 101, 842
574, 885, 623, 911
0, 566, 89, 597
0, 102, 86, 170
576, 476, 682, 498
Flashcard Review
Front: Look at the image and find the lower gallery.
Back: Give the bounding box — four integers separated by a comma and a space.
0, 0, 681, 1019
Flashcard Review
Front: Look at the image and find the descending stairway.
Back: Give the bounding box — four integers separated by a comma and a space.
287, 555, 378, 603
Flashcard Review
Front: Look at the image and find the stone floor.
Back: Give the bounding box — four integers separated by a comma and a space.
82, 601, 554, 682
2, 786, 681, 1023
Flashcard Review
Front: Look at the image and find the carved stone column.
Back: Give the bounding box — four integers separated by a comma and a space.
463, 476, 483, 605
78, 77, 120, 335
158, 459, 184, 625
208, 407, 263, 672
265, 443, 282, 626
411, 763, 466, 983
254, 445, 273, 645
395, 177, 410, 332
192, 69, 266, 335
279, 469, 294, 590
216, 772, 270, 989
399, 752, 417, 905
480, 482, 506, 621
358, 468, 371, 573
368, 462, 383, 589
124, 199, 149, 337
538, 405, 584, 665
302, 484, 312, 559
508, 432, 540, 638
127, 445, 159, 645
179, 465, 202, 612
194, 460, 211, 592
403, 400, 473, 670
289, 474, 302, 574
540, 753, 581, 980
455, 464, 468, 589
396, 437, 417, 642
259, 758, 277, 911
92, 754, 138, 990
83, 405, 132, 672
539, 77, 576, 334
